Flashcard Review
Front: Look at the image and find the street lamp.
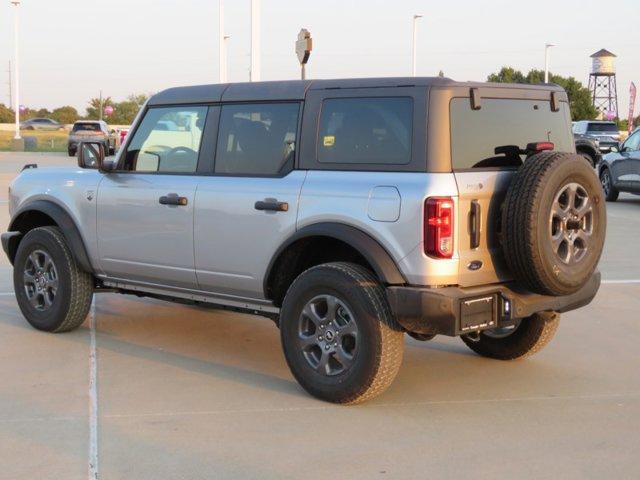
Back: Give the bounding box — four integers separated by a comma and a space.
412, 14, 423, 77
11, 0, 21, 141
544, 43, 556, 83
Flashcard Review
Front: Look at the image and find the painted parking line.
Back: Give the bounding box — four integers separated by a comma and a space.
601, 279, 640, 285
88, 299, 99, 480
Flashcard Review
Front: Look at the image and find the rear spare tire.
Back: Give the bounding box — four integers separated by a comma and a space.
502, 152, 605, 296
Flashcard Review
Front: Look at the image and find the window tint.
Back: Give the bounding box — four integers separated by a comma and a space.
215, 103, 299, 175
73, 122, 102, 132
624, 131, 640, 151
587, 122, 618, 133
317, 97, 412, 165
122, 106, 207, 173
449, 98, 574, 170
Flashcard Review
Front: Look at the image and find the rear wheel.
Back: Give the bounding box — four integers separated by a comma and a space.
578, 151, 596, 168
461, 312, 560, 360
13, 226, 93, 333
280, 262, 404, 404
599, 167, 619, 202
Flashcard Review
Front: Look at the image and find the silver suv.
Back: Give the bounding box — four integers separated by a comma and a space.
2, 78, 606, 404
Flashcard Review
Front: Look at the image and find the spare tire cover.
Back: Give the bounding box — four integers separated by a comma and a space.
502, 151, 606, 296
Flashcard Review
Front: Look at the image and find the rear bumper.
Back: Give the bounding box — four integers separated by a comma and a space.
386, 272, 601, 337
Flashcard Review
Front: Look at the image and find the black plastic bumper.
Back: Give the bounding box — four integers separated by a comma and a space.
386, 272, 601, 337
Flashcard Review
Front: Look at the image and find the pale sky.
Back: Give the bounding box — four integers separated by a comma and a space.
0, 0, 638, 116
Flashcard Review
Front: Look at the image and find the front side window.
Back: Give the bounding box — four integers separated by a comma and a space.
122, 106, 207, 173
623, 131, 640, 151
215, 103, 300, 175
449, 98, 574, 170
317, 97, 413, 165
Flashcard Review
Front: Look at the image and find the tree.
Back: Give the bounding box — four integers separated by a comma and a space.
85, 96, 114, 120
0, 103, 14, 123
51, 106, 79, 124
487, 67, 598, 121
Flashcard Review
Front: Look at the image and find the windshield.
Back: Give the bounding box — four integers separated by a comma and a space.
72, 123, 101, 132
587, 123, 618, 133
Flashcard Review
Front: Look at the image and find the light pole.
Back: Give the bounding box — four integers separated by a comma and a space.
544, 43, 556, 83
412, 14, 423, 77
250, 0, 261, 81
11, 0, 21, 141
219, 0, 226, 83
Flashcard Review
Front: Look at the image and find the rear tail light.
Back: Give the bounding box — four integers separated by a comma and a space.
425, 197, 454, 259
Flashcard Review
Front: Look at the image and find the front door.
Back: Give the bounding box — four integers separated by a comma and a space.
97, 105, 208, 289
194, 102, 304, 300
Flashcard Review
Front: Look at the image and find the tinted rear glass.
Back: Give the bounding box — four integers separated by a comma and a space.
449, 98, 573, 170
587, 122, 618, 133
317, 97, 413, 165
72, 123, 101, 132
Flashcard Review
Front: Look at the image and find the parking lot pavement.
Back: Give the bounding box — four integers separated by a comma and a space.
1, 152, 639, 479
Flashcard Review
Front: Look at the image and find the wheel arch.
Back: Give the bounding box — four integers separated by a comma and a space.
7, 200, 94, 273
264, 223, 406, 306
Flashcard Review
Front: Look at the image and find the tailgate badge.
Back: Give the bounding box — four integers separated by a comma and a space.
467, 260, 483, 271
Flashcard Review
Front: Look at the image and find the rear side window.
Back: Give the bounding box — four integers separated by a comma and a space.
449, 98, 573, 170
317, 97, 413, 165
215, 103, 300, 175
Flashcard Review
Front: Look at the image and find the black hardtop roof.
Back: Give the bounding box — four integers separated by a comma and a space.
148, 77, 566, 106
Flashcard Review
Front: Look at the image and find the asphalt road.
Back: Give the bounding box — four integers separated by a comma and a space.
1, 152, 639, 480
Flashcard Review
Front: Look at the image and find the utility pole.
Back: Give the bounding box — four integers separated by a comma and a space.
412, 14, 423, 77
250, 0, 261, 81
11, 0, 21, 141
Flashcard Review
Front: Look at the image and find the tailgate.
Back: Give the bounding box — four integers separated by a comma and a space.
453, 170, 514, 287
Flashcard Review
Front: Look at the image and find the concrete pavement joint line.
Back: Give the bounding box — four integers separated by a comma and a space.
101, 391, 640, 419
601, 279, 640, 284
1, 391, 638, 425
88, 299, 99, 480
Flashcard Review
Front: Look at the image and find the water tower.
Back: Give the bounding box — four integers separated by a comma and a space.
588, 49, 618, 119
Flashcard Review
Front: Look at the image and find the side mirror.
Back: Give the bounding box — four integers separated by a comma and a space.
77, 141, 105, 170
610, 144, 620, 153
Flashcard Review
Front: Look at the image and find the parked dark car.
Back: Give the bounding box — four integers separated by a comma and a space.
20, 118, 65, 131
598, 128, 640, 201
573, 120, 620, 153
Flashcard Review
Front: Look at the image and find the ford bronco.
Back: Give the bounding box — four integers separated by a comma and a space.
2, 77, 605, 404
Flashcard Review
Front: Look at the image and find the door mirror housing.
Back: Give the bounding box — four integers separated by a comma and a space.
77, 141, 105, 170
609, 143, 620, 153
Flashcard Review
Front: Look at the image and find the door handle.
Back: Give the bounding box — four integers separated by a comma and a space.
159, 194, 188, 206
254, 200, 289, 212
469, 200, 481, 249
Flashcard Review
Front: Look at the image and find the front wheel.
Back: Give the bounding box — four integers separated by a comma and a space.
461, 312, 560, 360
280, 262, 404, 404
13, 226, 94, 333
600, 167, 619, 202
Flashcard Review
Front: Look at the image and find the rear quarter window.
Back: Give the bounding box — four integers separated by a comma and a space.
449, 98, 573, 170
317, 97, 413, 165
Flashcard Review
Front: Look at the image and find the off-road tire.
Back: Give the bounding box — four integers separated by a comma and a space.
461, 312, 560, 360
599, 167, 619, 202
13, 226, 93, 333
280, 262, 404, 404
502, 151, 606, 296
577, 151, 596, 168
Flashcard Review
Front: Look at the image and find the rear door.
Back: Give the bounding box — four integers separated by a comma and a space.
449, 95, 575, 287
194, 101, 305, 300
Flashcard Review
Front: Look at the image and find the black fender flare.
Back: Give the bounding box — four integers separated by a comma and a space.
7, 200, 94, 273
264, 222, 406, 296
